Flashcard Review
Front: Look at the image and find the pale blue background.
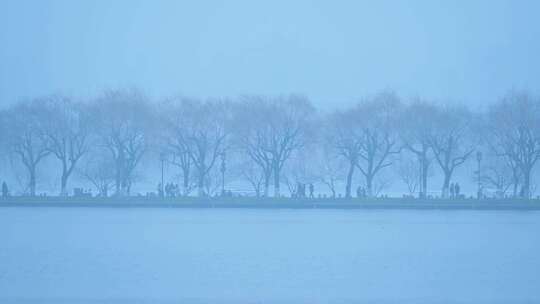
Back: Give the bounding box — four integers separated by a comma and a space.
1, 0, 539, 109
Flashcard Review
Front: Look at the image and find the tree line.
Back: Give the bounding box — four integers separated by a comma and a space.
1, 88, 539, 199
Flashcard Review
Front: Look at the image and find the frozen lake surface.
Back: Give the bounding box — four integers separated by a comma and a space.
1, 207, 539, 303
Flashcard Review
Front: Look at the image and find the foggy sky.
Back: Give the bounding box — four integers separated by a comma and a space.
1, 0, 539, 109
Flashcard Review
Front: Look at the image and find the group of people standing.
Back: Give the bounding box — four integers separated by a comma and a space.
158, 182, 180, 198
356, 186, 367, 198
449, 182, 461, 199
294, 182, 315, 199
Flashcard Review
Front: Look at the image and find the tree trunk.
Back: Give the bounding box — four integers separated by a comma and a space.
115, 150, 126, 196
511, 166, 520, 198
29, 166, 36, 197
182, 167, 190, 196
345, 162, 355, 198
421, 159, 429, 198
442, 171, 451, 198
273, 164, 280, 198
522, 166, 531, 199
197, 170, 205, 197
115, 179, 121, 196
512, 183, 519, 198
366, 174, 373, 197
115, 160, 122, 196
102, 185, 109, 197
60, 171, 68, 196
263, 174, 270, 197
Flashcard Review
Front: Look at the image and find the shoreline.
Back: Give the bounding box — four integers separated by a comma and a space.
1, 197, 539, 211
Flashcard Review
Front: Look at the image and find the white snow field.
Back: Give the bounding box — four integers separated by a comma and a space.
1, 207, 539, 304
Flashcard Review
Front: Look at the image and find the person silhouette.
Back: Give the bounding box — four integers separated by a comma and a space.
2, 181, 8, 198
157, 183, 163, 198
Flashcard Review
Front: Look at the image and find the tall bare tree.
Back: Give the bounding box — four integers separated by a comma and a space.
487, 91, 540, 198
326, 110, 361, 198
89, 89, 155, 196
399, 100, 436, 198
314, 143, 346, 199
232, 97, 274, 197
235, 159, 266, 197
164, 98, 230, 197
427, 105, 475, 198
355, 91, 402, 197
327, 91, 402, 198
396, 156, 421, 196
41, 95, 90, 196
478, 152, 518, 198
281, 149, 317, 198
233, 95, 314, 198
161, 98, 193, 196
78, 152, 116, 197
2, 99, 50, 196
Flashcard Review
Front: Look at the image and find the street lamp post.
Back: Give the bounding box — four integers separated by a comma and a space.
476, 151, 482, 200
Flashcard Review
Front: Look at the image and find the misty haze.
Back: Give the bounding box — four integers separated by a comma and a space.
1, 1, 540, 303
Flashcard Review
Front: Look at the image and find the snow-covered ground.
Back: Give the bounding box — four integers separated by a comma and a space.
1, 207, 539, 303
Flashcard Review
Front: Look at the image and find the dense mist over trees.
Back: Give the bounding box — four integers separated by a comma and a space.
1, 88, 539, 199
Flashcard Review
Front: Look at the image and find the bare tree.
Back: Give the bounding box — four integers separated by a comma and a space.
269, 96, 315, 198
479, 152, 518, 198
281, 150, 316, 198
355, 91, 402, 197
89, 89, 155, 196
396, 156, 420, 196
2, 99, 50, 196
487, 91, 540, 199
427, 105, 475, 198
326, 109, 362, 198
327, 92, 402, 198
235, 158, 266, 197
161, 99, 194, 196
203, 166, 223, 197
400, 100, 436, 198
169, 151, 193, 196
234, 95, 315, 198
163, 98, 230, 197
372, 176, 392, 198
187, 99, 230, 197
232, 97, 274, 197
0, 109, 7, 179
40, 95, 90, 196
314, 143, 345, 198
78, 153, 116, 197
